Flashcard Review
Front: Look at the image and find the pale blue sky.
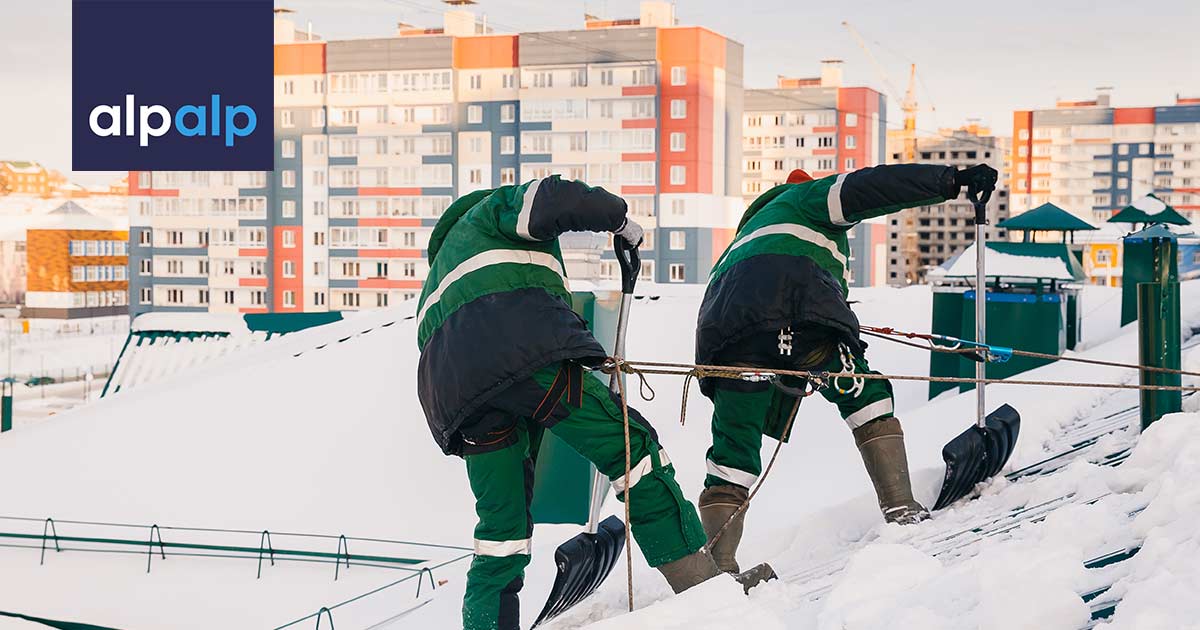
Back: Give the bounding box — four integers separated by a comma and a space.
1, 0, 1196, 186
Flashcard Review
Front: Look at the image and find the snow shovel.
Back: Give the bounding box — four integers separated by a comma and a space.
932, 185, 1022, 511
532, 236, 640, 628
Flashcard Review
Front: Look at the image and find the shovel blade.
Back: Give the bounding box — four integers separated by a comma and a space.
933, 404, 1021, 511
531, 515, 626, 628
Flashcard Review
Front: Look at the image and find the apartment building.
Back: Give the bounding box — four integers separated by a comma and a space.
1010, 91, 1200, 223
886, 127, 1009, 286
128, 1, 745, 316
742, 63, 887, 200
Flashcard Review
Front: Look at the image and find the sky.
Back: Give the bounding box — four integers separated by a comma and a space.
0, 0, 1196, 187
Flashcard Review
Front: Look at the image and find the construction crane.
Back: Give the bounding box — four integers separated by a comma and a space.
841, 21, 921, 163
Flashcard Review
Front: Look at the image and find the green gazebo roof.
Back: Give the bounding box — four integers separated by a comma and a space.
998, 203, 1098, 232
1108, 194, 1191, 226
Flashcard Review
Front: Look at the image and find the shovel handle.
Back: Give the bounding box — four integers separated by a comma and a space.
968, 185, 993, 225
614, 236, 640, 295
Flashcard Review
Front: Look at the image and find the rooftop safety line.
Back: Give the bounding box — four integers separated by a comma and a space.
609, 358, 1200, 394
861, 324, 1200, 379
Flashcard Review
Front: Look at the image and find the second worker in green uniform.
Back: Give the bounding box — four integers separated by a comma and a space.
694, 163, 999, 574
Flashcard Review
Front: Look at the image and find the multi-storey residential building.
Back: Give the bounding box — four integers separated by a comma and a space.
128, 1, 745, 316
740, 64, 886, 287
1011, 91, 1200, 224
886, 127, 1009, 286
742, 63, 887, 201
24, 201, 129, 318
0, 161, 51, 197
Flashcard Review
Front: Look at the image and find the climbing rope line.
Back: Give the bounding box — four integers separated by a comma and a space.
860, 325, 1200, 379
606, 359, 1200, 394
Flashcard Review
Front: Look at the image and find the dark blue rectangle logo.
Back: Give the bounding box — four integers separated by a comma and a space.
72, 0, 273, 171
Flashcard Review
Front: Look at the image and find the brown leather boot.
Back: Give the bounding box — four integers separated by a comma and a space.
656, 549, 721, 594
853, 416, 930, 525
698, 484, 748, 573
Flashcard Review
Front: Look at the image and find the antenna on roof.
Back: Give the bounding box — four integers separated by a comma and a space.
443, 0, 478, 5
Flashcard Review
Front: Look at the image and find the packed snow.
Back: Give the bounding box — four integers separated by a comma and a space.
938, 243, 1075, 280
0, 281, 1194, 629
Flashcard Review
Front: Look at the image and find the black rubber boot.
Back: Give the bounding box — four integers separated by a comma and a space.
853, 416, 930, 525
656, 549, 721, 594
699, 484, 748, 573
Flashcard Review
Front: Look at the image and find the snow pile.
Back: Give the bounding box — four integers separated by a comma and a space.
583, 412, 1200, 630
938, 243, 1074, 280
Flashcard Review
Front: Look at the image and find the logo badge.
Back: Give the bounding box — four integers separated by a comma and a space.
72, 0, 273, 171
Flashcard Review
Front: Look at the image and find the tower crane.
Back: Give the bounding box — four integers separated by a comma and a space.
841, 21, 922, 163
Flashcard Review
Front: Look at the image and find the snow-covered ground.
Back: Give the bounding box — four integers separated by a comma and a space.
0, 281, 1192, 629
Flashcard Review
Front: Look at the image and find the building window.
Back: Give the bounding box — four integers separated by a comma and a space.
669, 231, 686, 250
469, 74, 482, 89
599, 69, 613, 86
342, 292, 360, 307
281, 139, 295, 158
282, 230, 295, 247
500, 104, 515, 123
467, 105, 483, 124
845, 113, 858, 127
669, 263, 686, 283
845, 158, 856, 170
138, 231, 152, 246
670, 99, 687, 119
671, 199, 685, 215
313, 291, 326, 306
138, 259, 152, 275
281, 200, 296, 218
468, 168, 483, 184
282, 260, 296, 278
500, 135, 515, 154
223, 290, 235, 305
281, 110, 294, 127
502, 73, 515, 89
198, 289, 209, 305
312, 109, 326, 127
500, 167, 516, 185
139, 288, 152, 304
670, 165, 686, 185
282, 170, 296, 188
670, 66, 686, 86
670, 132, 686, 152
845, 135, 856, 149
313, 231, 325, 246
377, 292, 389, 307
282, 290, 295, 308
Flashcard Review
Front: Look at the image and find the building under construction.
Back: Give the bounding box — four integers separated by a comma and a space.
886, 127, 1010, 285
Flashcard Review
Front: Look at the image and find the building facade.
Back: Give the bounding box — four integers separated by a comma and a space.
128, 2, 745, 316
0, 161, 51, 197
24, 202, 129, 318
886, 127, 1010, 286
1010, 92, 1200, 224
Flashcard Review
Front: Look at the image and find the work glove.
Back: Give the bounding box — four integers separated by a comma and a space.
613, 218, 644, 248
954, 164, 998, 196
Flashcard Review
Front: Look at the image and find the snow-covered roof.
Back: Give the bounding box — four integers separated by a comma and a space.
131, 312, 254, 334
0, 283, 1198, 628
938, 243, 1076, 280
26, 201, 123, 232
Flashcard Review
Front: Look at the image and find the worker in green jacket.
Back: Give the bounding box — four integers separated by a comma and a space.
417, 176, 762, 630
694, 163, 998, 574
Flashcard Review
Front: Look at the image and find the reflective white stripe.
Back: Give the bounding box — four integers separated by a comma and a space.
727, 223, 849, 270
474, 538, 531, 557
612, 449, 670, 493
827, 173, 851, 226
418, 249, 566, 327
844, 398, 894, 429
705, 459, 758, 488
514, 178, 543, 241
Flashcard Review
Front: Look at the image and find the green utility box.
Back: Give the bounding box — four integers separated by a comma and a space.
929, 286, 1068, 397
1122, 225, 1179, 326
929, 242, 1085, 400
529, 290, 622, 525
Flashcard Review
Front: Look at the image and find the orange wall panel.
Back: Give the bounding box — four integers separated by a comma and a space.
274, 42, 326, 75
1113, 107, 1155, 125
452, 35, 518, 69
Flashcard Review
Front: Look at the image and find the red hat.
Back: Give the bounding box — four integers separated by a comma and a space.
787, 169, 813, 184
